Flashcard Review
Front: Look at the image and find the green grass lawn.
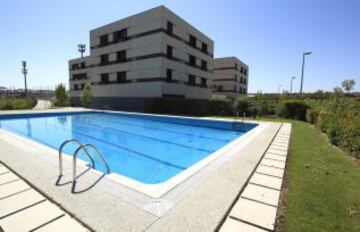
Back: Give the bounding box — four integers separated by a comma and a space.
280, 120, 360, 232
216, 116, 360, 231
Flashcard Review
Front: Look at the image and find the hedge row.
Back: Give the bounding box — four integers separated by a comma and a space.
306, 98, 360, 158
0, 98, 37, 110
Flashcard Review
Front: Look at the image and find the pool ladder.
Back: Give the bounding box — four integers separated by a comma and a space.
58, 139, 110, 186
233, 112, 245, 131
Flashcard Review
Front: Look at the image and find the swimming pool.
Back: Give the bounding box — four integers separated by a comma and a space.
0, 111, 257, 185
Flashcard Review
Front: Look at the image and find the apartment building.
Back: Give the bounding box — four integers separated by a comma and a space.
213, 57, 249, 96
69, 6, 214, 110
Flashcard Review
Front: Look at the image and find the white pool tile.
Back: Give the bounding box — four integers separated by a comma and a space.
260, 159, 286, 169
220, 217, 267, 232
241, 184, 280, 206
0, 180, 29, 199
256, 165, 284, 178
0, 172, 19, 185
264, 153, 287, 162
249, 173, 283, 190
0, 201, 64, 232
0, 189, 45, 217
229, 198, 277, 230
35, 215, 89, 232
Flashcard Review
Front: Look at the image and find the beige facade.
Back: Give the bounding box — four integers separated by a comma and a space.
69, 6, 214, 109
213, 57, 249, 97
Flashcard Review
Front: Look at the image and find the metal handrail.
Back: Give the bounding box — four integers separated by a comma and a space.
58, 139, 95, 176
72, 144, 110, 184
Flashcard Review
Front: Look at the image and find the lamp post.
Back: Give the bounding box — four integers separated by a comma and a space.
300, 51, 312, 93
21, 61, 28, 95
78, 44, 86, 58
278, 85, 282, 94
290, 76, 296, 93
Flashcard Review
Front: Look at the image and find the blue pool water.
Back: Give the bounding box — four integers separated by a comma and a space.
0, 112, 257, 184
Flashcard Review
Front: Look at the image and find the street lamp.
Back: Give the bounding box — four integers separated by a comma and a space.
78, 44, 86, 58
278, 85, 282, 94
21, 61, 28, 95
300, 51, 312, 93
290, 76, 296, 93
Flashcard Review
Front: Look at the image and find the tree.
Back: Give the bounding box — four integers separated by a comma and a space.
54, 84, 69, 107
341, 79, 356, 93
333, 86, 343, 94
81, 83, 92, 108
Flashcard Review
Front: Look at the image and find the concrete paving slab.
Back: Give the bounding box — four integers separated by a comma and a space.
256, 165, 284, 178
260, 159, 286, 169
0, 165, 9, 174
0, 189, 45, 218
241, 184, 280, 206
264, 154, 287, 162
220, 217, 267, 232
0, 180, 30, 199
249, 173, 283, 190
267, 148, 287, 156
269, 145, 288, 151
229, 198, 277, 230
0, 201, 64, 231
0, 173, 19, 185
36, 214, 89, 232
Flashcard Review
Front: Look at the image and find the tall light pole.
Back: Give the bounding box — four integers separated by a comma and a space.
278, 84, 282, 94
300, 51, 312, 93
78, 44, 86, 58
290, 76, 296, 93
21, 61, 28, 95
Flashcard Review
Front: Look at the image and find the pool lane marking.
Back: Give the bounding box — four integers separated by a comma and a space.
2, 121, 188, 171
72, 118, 215, 152
78, 114, 234, 142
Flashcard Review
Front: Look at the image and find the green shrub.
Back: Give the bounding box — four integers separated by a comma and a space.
316, 111, 334, 132
81, 83, 92, 108
339, 117, 360, 158
306, 108, 319, 124
55, 84, 69, 107
233, 98, 248, 115
276, 100, 309, 120
0, 98, 36, 110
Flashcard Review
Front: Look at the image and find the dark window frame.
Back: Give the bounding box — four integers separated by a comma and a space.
167, 21, 173, 35
100, 34, 109, 46
201, 77, 206, 87
188, 74, 196, 85
167, 45, 173, 59
189, 35, 196, 47
201, 42, 208, 53
201, 60, 207, 70
117, 50, 127, 62
100, 54, 109, 65
117, 71, 127, 83
166, 69, 172, 82
101, 73, 109, 84
189, 55, 196, 66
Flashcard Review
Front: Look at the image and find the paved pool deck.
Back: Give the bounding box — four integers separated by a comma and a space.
0, 108, 289, 231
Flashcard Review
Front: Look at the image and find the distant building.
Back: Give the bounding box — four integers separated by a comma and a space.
213, 57, 249, 96
69, 6, 214, 110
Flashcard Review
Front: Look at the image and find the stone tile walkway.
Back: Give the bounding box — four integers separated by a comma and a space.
219, 123, 291, 232
0, 162, 89, 232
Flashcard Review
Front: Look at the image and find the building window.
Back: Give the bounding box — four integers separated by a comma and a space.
244, 88, 247, 94
100, 54, 109, 65
74, 84, 79, 90
166, 69, 172, 82
240, 67, 244, 73
167, 21, 173, 35
244, 69, 247, 75
201, 77, 206, 87
117, 72, 127, 83
244, 78, 247, 84
101, 73, 109, 84
201, 60, 207, 70
80, 62, 85, 68
117, 50, 126, 62
240, 76, 243, 83
100, 34, 108, 46
81, 84, 85, 90
201, 42, 208, 53
167, 45, 173, 58
217, 85, 223, 91
113, 29, 127, 42
235, 63, 238, 70
71, 63, 79, 70
188, 74, 195, 85
189, 55, 196, 66
72, 73, 87, 80
189, 35, 196, 47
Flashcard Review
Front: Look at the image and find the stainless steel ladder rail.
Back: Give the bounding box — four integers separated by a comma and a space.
233, 112, 245, 131
72, 144, 110, 184
58, 139, 95, 176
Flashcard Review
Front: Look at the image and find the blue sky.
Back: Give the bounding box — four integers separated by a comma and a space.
0, 0, 359, 93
